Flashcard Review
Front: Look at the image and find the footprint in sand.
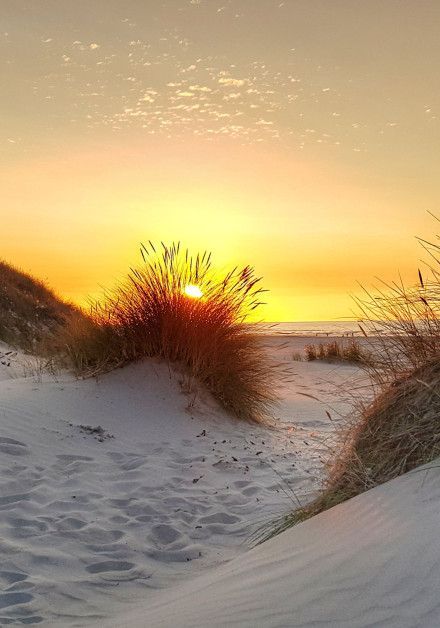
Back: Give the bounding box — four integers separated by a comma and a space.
150, 524, 181, 545
198, 513, 241, 525
0, 571, 29, 587
0, 591, 33, 610
0, 437, 28, 456
86, 560, 135, 574
0, 493, 32, 507
55, 454, 94, 463
56, 516, 88, 531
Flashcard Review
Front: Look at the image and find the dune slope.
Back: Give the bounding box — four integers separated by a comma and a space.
106, 460, 440, 628
0, 260, 77, 351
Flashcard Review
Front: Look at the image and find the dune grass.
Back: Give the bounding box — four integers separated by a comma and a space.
58, 243, 280, 422
266, 359, 440, 537
263, 229, 440, 538
304, 339, 373, 365
0, 260, 79, 352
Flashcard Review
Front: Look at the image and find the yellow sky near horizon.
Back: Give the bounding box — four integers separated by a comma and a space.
1, 1, 439, 321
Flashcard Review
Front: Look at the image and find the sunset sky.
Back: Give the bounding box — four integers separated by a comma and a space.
1, 0, 439, 321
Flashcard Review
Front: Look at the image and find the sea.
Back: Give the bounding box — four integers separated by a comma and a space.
262, 321, 366, 337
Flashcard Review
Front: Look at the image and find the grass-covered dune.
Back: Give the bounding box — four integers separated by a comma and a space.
268, 230, 440, 535
273, 360, 440, 533
0, 260, 79, 352
53, 243, 281, 423
0, 247, 281, 423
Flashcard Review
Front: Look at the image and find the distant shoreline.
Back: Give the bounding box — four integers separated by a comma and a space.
250, 321, 373, 337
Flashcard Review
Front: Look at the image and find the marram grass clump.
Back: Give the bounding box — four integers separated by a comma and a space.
304, 339, 373, 365
264, 229, 440, 538
268, 359, 440, 536
58, 243, 280, 422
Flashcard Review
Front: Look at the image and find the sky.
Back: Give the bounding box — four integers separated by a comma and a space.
1, 0, 439, 321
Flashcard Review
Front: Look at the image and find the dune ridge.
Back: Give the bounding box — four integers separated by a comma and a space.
106, 460, 440, 628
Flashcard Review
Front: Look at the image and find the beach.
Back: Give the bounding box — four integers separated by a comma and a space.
3, 0, 440, 623
0, 335, 366, 626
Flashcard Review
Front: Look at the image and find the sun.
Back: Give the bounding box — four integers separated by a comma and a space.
184, 284, 203, 299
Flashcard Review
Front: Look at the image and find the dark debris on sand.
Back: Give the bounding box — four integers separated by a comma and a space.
69, 423, 115, 442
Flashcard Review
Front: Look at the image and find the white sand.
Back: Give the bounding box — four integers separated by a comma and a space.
0, 337, 372, 626
108, 461, 440, 627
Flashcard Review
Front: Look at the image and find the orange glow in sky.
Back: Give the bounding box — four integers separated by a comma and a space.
1, 1, 439, 321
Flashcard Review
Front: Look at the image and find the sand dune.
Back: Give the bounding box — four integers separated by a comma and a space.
108, 460, 440, 627
0, 338, 365, 625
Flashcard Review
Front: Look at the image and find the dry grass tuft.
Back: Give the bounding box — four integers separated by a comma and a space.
354, 277, 440, 384
304, 339, 373, 365
59, 243, 280, 422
